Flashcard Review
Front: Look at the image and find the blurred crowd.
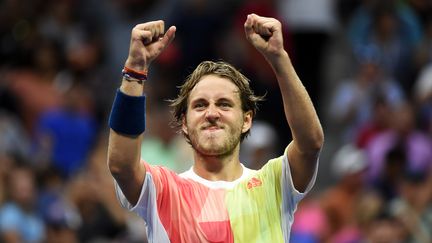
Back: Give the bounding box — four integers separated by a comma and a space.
0, 0, 431, 242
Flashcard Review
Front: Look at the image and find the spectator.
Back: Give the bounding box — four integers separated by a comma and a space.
319, 144, 367, 242
390, 170, 432, 242
372, 145, 407, 202
33, 82, 98, 178
140, 104, 193, 173
363, 211, 408, 242
366, 102, 432, 181
329, 47, 405, 142
240, 120, 278, 170
347, 1, 422, 89
0, 164, 45, 243
356, 95, 393, 148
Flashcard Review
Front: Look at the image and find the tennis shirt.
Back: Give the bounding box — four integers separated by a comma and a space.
115, 150, 318, 242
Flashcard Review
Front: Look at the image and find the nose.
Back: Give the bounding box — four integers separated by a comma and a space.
205, 104, 220, 122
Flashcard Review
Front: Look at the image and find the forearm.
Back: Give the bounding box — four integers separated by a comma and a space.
107, 21, 175, 205
269, 51, 324, 153
245, 14, 322, 191
107, 77, 146, 205
108, 132, 143, 179
107, 79, 145, 176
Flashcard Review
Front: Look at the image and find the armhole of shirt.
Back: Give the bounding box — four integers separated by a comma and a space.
282, 152, 319, 202
114, 168, 171, 242
280, 148, 320, 242
114, 172, 150, 211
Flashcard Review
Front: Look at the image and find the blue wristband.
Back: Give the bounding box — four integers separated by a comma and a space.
108, 89, 146, 135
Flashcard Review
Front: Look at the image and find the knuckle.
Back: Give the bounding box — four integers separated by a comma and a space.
131, 29, 140, 36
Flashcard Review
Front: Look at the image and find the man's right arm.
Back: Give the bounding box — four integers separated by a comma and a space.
107, 21, 176, 206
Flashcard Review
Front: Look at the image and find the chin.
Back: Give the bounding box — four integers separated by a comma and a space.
198, 144, 226, 156
190, 132, 240, 156
194, 140, 229, 156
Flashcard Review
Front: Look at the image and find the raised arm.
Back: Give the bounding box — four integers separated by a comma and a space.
244, 14, 323, 192
107, 21, 176, 205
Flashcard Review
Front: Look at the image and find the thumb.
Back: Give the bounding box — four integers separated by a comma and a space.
244, 15, 255, 40
159, 26, 176, 49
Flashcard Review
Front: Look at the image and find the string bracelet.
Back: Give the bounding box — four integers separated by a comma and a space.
122, 66, 148, 84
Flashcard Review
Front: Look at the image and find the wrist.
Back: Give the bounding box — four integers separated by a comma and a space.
120, 66, 148, 96
125, 58, 148, 72
266, 50, 288, 63
122, 66, 148, 81
267, 50, 291, 75
265, 49, 288, 64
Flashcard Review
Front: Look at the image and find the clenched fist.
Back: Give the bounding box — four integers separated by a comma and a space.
125, 21, 176, 71
244, 14, 285, 61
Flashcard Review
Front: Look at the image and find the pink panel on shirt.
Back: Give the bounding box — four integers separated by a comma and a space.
199, 221, 234, 243
144, 164, 234, 243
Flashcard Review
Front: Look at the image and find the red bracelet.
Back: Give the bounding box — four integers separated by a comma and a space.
122, 66, 148, 81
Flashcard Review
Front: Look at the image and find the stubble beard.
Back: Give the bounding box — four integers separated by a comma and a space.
189, 125, 242, 157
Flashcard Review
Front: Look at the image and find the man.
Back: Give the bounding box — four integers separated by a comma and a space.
107, 14, 323, 242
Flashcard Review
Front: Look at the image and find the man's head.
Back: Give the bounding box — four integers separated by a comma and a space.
7, 165, 37, 210
170, 61, 263, 154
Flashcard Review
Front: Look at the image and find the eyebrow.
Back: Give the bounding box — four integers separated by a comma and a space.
190, 96, 236, 104
190, 98, 207, 105
216, 97, 235, 104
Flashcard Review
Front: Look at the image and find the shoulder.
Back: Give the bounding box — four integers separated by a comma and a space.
0, 203, 22, 226
0, 203, 20, 216
145, 163, 185, 187
258, 155, 284, 175
146, 164, 205, 192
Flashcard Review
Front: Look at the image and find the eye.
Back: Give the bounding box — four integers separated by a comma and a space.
218, 102, 232, 109
193, 102, 206, 109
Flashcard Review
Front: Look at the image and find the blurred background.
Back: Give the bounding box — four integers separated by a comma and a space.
0, 0, 431, 242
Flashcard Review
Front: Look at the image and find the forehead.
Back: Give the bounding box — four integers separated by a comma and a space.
189, 74, 240, 101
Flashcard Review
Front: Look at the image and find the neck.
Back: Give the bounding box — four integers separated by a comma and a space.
192, 144, 243, 182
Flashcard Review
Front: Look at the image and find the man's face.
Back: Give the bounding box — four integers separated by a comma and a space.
182, 75, 252, 156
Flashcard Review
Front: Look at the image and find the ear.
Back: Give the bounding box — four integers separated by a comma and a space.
181, 115, 188, 136
241, 110, 253, 133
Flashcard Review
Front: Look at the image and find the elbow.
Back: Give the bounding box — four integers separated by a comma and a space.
292, 126, 324, 154
313, 129, 325, 152
107, 152, 142, 182
107, 157, 122, 178
107, 155, 133, 180
307, 128, 324, 153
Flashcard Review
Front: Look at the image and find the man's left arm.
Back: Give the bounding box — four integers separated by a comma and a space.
244, 14, 324, 192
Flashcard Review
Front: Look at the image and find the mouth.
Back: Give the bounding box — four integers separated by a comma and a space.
202, 125, 222, 131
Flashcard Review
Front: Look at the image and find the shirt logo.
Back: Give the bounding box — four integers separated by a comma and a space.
247, 177, 262, 189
